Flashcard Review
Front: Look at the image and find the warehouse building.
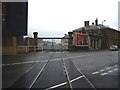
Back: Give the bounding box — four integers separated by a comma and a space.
2, 1, 28, 55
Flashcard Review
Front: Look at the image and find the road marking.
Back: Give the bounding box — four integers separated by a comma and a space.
1, 61, 39, 66
1, 52, 53, 66
18, 53, 119, 64
92, 64, 118, 76
101, 73, 108, 76
1, 57, 62, 66
46, 61, 118, 90
113, 68, 118, 71
63, 55, 96, 89
70, 76, 83, 83
40, 58, 61, 63
50, 58, 61, 61
105, 67, 112, 70
45, 82, 67, 90
45, 76, 84, 90
66, 51, 116, 60
92, 71, 99, 75
113, 65, 118, 67
99, 69, 105, 72
2, 52, 54, 66
107, 70, 113, 73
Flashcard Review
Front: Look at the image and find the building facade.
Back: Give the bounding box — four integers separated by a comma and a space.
68, 19, 120, 51
2, 1, 28, 55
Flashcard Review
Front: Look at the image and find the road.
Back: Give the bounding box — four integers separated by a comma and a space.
2, 50, 119, 89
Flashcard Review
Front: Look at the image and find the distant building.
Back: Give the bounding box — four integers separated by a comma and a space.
17, 32, 39, 53
68, 19, 120, 51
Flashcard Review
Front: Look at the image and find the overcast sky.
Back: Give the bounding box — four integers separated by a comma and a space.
28, 0, 119, 37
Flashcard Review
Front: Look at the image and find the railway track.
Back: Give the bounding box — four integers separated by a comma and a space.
62, 52, 96, 90
45, 52, 96, 90
8, 51, 96, 89
9, 52, 55, 89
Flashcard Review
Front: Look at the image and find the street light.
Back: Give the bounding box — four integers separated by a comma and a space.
118, 27, 120, 31
102, 20, 106, 27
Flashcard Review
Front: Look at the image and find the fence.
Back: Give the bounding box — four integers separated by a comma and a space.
37, 38, 68, 51
17, 37, 68, 53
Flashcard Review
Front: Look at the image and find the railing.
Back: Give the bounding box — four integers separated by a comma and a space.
17, 46, 43, 53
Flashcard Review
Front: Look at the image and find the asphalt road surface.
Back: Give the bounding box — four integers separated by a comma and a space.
2, 50, 119, 89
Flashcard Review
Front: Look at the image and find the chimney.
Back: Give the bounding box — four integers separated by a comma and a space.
95, 18, 98, 26
84, 21, 89, 27
68, 32, 73, 37
33, 32, 38, 39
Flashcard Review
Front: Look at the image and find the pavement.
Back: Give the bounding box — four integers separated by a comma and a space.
2, 50, 119, 89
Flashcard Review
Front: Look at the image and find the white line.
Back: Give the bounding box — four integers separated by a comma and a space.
40, 60, 48, 62
70, 76, 83, 83
1, 52, 53, 66
40, 58, 61, 63
45, 76, 84, 90
113, 68, 118, 71
92, 71, 99, 75
99, 69, 105, 72
50, 58, 61, 61
105, 67, 111, 70
113, 65, 118, 67
25, 53, 118, 64
65, 52, 114, 60
73, 64, 95, 88
1, 61, 39, 66
101, 73, 108, 76
107, 70, 113, 73
64, 54, 96, 89
45, 82, 67, 90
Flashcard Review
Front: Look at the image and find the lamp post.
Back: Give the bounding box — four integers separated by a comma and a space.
118, 27, 120, 31
102, 20, 106, 27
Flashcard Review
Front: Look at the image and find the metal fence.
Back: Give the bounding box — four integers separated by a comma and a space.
17, 37, 69, 53
37, 38, 68, 51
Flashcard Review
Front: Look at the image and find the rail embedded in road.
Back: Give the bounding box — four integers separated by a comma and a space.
9, 52, 55, 88
63, 52, 96, 89
61, 52, 73, 90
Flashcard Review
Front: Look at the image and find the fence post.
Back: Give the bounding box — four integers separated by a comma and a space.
26, 46, 28, 53
34, 46, 36, 52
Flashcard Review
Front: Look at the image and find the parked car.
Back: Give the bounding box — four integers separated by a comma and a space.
109, 45, 118, 51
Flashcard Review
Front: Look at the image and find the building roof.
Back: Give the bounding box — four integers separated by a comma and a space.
73, 24, 115, 32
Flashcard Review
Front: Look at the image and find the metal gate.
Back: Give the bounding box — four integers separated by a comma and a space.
37, 37, 68, 51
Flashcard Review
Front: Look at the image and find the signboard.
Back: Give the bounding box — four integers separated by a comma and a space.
76, 33, 88, 46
